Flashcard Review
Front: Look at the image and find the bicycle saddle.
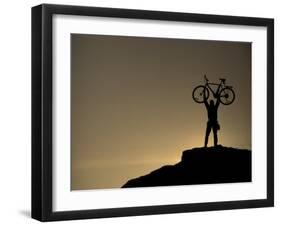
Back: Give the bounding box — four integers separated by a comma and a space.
219, 78, 226, 83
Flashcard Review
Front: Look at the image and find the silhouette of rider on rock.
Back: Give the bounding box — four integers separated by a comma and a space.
204, 90, 220, 147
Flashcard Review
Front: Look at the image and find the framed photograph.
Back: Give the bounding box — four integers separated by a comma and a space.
32, 4, 274, 221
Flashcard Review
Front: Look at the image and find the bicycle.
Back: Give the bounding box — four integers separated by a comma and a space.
192, 75, 235, 105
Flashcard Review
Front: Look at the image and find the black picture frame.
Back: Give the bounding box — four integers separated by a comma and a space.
32, 3, 274, 222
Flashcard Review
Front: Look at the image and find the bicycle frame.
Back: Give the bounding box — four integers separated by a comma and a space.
192, 75, 235, 105
203, 76, 231, 98
204, 83, 222, 99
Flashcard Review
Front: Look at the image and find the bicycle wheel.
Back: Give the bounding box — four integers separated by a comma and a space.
219, 87, 235, 105
192, 85, 209, 103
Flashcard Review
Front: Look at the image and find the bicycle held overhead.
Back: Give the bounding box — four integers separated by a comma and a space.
192, 75, 235, 105
192, 75, 235, 147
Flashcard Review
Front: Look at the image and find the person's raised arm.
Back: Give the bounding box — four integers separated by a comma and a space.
203, 88, 209, 108
215, 97, 220, 108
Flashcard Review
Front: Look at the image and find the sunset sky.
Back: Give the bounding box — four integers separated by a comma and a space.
71, 34, 251, 190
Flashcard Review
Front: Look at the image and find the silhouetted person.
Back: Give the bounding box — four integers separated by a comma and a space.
204, 91, 220, 147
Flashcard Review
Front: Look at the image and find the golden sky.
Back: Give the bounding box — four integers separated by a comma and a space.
71, 34, 251, 190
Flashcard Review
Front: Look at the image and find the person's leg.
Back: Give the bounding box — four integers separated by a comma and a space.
213, 126, 218, 147
204, 123, 211, 147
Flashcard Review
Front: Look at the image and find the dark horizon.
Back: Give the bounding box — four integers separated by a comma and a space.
122, 145, 251, 188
